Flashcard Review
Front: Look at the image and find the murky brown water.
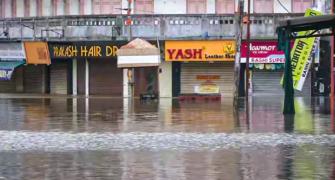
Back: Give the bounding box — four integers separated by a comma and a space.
0, 96, 334, 179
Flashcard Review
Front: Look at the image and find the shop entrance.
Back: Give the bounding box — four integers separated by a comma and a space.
134, 67, 158, 97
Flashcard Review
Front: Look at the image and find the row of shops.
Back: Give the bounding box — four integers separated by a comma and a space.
0, 39, 325, 97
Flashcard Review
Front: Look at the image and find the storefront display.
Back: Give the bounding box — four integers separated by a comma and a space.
166, 40, 236, 98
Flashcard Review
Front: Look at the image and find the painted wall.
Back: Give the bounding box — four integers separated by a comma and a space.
69, 0, 80, 15
207, 0, 215, 14
16, 0, 25, 17
274, 0, 292, 13
29, 0, 37, 16
42, 0, 52, 16
83, 0, 92, 15
4, 0, 12, 17
154, 0, 186, 14
159, 61, 172, 98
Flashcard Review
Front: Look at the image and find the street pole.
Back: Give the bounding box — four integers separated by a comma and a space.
127, 0, 134, 98
283, 29, 295, 114
245, 0, 251, 101
331, 0, 334, 99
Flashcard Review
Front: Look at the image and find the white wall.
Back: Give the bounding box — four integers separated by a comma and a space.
154, 0, 186, 14
207, 0, 215, 14
56, 0, 65, 15
16, 0, 25, 17
69, 0, 80, 15
29, 0, 37, 16
84, 0, 92, 15
42, 0, 52, 16
274, 0, 292, 13
159, 61, 172, 98
4, 0, 12, 17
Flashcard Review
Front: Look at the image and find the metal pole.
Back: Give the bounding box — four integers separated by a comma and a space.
331, 0, 334, 99
283, 29, 295, 114
245, 0, 251, 100
127, 0, 134, 98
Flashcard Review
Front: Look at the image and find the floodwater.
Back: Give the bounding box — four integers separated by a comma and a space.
0, 95, 334, 179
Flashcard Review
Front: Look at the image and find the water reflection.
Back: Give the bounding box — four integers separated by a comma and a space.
0, 96, 334, 179
0, 96, 333, 134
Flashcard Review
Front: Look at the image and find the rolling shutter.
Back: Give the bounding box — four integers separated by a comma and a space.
180, 62, 234, 97
89, 59, 123, 96
50, 61, 68, 94
252, 70, 311, 96
23, 65, 46, 93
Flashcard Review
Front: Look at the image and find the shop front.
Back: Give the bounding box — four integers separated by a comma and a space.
166, 40, 236, 99
117, 38, 161, 98
49, 41, 127, 96
241, 40, 311, 96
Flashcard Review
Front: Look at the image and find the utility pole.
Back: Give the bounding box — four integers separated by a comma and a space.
127, 0, 134, 98
245, 0, 251, 101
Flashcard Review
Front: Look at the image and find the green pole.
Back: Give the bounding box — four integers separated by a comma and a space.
283, 29, 295, 114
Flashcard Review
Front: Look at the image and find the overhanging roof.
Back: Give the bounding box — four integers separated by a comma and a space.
277, 14, 335, 33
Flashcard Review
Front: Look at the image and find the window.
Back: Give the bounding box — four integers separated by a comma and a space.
292, 0, 313, 13
187, 0, 206, 14
216, 0, 235, 14
134, 0, 153, 14
24, 0, 30, 17
93, 0, 121, 15
253, 0, 273, 13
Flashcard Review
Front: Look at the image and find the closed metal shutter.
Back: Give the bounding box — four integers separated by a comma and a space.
252, 70, 311, 96
23, 65, 46, 93
89, 59, 123, 96
180, 62, 234, 97
50, 61, 68, 95
0, 71, 17, 93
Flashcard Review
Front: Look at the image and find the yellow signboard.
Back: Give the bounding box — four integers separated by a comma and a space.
165, 40, 235, 61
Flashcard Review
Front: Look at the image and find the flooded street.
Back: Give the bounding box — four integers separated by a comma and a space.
0, 96, 335, 179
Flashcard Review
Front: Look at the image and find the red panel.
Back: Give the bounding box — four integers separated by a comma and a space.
0, 0, 4, 18
254, 0, 273, 13
80, 0, 85, 15
37, 0, 42, 16
12, 0, 16, 17
135, 0, 153, 14
292, 0, 312, 13
93, 0, 121, 15
187, 0, 206, 14
216, 0, 235, 14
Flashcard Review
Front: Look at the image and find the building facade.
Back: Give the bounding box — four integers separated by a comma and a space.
0, 0, 332, 98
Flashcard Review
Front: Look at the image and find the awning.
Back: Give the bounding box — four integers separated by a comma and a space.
0, 61, 25, 80
117, 38, 161, 68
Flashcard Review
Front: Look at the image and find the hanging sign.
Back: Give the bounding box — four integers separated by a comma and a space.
165, 40, 236, 62
281, 9, 322, 91
24, 42, 51, 65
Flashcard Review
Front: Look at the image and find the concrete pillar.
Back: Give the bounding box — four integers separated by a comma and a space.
15, 67, 24, 92
29, 0, 37, 17
207, 0, 215, 14
159, 61, 172, 98
42, 0, 52, 16
72, 59, 78, 95
85, 59, 89, 96
123, 69, 129, 97
16, 0, 25, 17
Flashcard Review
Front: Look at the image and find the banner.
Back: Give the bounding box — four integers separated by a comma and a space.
241, 41, 290, 63
165, 40, 236, 62
0, 61, 25, 80
24, 42, 51, 65
282, 8, 322, 91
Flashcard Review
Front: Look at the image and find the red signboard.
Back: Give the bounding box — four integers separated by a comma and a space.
241, 41, 286, 63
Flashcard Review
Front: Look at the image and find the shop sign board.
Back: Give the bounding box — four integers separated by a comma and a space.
0, 42, 26, 61
24, 42, 51, 65
48, 41, 127, 59
0, 61, 25, 80
165, 40, 236, 62
241, 41, 287, 63
281, 8, 322, 91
